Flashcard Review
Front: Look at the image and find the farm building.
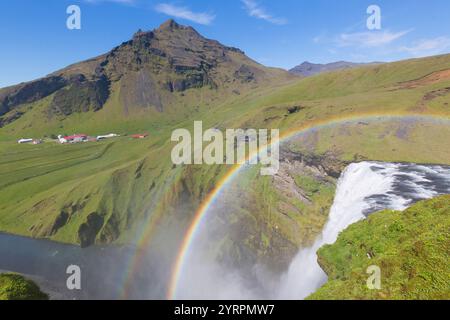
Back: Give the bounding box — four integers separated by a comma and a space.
17, 138, 33, 144
96, 133, 119, 141
131, 133, 149, 139
58, 134, 88, 144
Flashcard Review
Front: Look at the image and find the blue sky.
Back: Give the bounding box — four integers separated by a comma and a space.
1, 0, 450, 87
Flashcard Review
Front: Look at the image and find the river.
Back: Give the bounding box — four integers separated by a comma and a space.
0, 233, 135, 299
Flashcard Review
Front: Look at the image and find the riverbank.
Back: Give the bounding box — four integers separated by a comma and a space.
0, 270, 65, 300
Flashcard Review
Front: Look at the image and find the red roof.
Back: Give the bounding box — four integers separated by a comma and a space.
131, 133, 149, 139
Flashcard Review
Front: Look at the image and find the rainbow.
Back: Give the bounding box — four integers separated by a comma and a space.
165, 112, 450, 299
120, 169, 184, 299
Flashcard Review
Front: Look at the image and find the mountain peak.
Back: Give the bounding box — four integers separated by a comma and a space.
0, 19, 292, 126
158, 19, 181, 31
132, 19, 186, 39
159, 19, 180, 29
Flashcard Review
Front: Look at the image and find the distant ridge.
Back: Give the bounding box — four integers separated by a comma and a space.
289, 61, 383, 77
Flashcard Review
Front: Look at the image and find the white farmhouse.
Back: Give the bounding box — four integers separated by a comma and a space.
57, 135, 68, 144
17, 138, 33, 144
96, 133, 119, 141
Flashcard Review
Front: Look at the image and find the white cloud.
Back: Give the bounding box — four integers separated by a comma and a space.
399, 37, 450, 57
313, 33, 329, 44
337, 29, 411, 48
155, 3, 215, 25
241, 0, 287, 25
313, 36, 322, 44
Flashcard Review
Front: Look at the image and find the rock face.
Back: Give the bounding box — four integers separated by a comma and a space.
49, 75, 110, 116
203, 148, 346, 272
289, 61, 381, 77
78, 212, 105, 248
0, 19, 290, 127
0, 76, 67, 116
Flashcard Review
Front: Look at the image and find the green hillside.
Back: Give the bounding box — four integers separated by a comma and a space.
0, 273, 48, 300
0, 20, 449, 272
309, 195, 450, 300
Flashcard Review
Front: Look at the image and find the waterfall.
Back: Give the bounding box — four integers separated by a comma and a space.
173, 161, 450, 299
276, 161, 450, 299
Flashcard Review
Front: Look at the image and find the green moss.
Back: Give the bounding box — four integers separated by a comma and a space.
294, 175, 321, 197
0, 273, 49, 300
308, 195, 450, 300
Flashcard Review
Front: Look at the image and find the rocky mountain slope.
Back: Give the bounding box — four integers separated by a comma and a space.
0, 19, 292, 131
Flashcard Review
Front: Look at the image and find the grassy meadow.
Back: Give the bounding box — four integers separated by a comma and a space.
0, 53, 449, 257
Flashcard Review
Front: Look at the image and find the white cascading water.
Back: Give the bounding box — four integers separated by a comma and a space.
276, 161, 450, 299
